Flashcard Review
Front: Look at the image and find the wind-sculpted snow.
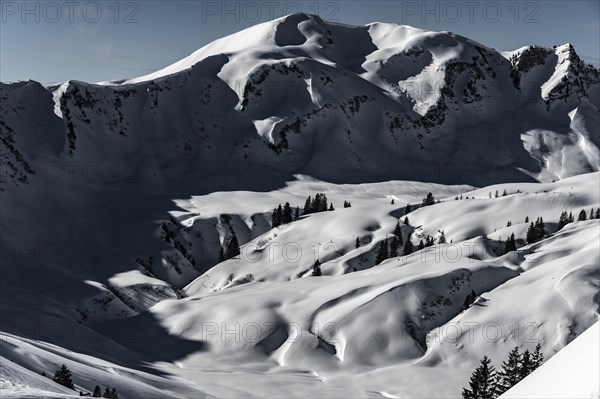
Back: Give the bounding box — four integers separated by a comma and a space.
1, 13, 599, 398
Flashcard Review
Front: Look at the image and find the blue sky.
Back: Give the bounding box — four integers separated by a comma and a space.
1, 0, 598, 84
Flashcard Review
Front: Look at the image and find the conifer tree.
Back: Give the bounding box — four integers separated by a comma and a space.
503, 189, 507, 196
504, 233, 516, 253
438, 231, 446, 244
403, 233, 413, 255
404, 216, 410, 225
578, 209, 587, 221
496, 347, 522, 395
520, 349, 534, 379
93, 385, 102, 397
391, 198, 395, 205
557, 211, 570, 231
596, 208, 600, 219
495, 190, 499, 198
53, 364, 74, 390
389, 237, 399, 258
568, 211, 574, 223
422, 192, 435, 206
218, 247, 225, 262
532, 343, 544, 368
590, 208, 594, 219
272, 205, 282, 227
321, 194, 328, 212
525, 216, 529, 223
462, 356, 496, 399
535, 217, 546, 240
418, 240, 425, 250
329, 203, 334, 211
526, 222, 536, 244
355, 237, 360, 248
375, 239, 389, 264
393, 221, 403, 244
405, 204, 412, 214
506, 221, 512, 227
282, 202, 293, 224
294, 206, 300, 220
312, 260, 322, 276
304, 196, 312, 215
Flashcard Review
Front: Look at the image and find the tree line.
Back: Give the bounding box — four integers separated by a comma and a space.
49, 364, 118, 398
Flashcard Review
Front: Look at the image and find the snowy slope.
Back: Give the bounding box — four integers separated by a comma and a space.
502, 321, 600, 399
1, 13, 599, 399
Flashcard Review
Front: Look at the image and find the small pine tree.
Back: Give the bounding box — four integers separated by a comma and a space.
389, 237, 399, 258
282, 202, 293, 224
294, 206, 300, 220
496, 347, 522, 395
578, 209, 587, 221
595, 208, 600, 219
506, 221, 512, 227
525, 216, 529, 223
532, 343, 544, 368
488, 191, 492, 198
403, 216, 409, 225
375, 239, 389, 264
312, 260, 322, 276
422, 192, 435, 206
557, 211, 569, 231
417, 240, 425, 250
495, 190, 499, 198
403, 233, 413, 255
52, 364, 74, 390
355, 237, 360, 248
344, 201, 351, 208
272, 206, 281, 227
504, 233, 516, 253
438, 231, 446, 244
519, 349, 534, 380
526, 222, 537, 244
503, 189, 507, 196
225, 233, 240, 259
93, 385, 102, 397
462, 356, 496, 399
393, 221, 403, 244
329, 203, 334, 211
590, 208, 594, 219
568, 211, 574, 223
405, 204, 412, 214
535, 217, 546, 240
304, 196, 312, 215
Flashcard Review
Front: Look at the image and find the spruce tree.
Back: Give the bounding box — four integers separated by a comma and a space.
535, 217, 546, 240
312, 260, 322, 276
557, 211, 569, 231
404, 216, 410, 225
495, 190, 499, 198
578, 209, 587, 221
329, 203, 334, 211
418, 240, 425, 250
355, 237, 360, 248
506, 221, 512, 227
532, 343, 544, 368
438, 231, 446, 244
225, 233, 240, 259
526, 222, 537, 244
525, 216, 529, 223
93, 385, 102, 397
403, 233, 413, 255
320, 194, 328, 212
282, 202, 293, 224
52, 364, 74, 390
568, 211, 574, 223
462, 356, 497, 399
504, 233, 516, 253
304, 196, 312, 215
596, 209, 600, 219
393, 221, 403, 244
422, 192, 435, 206
590, 208, 594, 219
496, 347, 522, 395
405, 204, 412, 214
520, 349, 534, 379
294, 206, 300, 220
375, 239, 389, 264
271, 206, 281, 228
389, 237, 399, 258
503, 189, 507, 196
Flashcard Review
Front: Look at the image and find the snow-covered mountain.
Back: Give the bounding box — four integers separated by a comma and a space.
1, 13, 598, 398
